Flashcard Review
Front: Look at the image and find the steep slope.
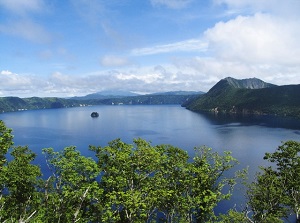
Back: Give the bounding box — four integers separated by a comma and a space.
184, 77, 275, 109
184, 77, 300, 118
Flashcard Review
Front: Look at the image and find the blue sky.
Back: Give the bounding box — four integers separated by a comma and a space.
1, 0, 300, 97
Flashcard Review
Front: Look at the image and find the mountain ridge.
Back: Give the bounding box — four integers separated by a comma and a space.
223, 77, 276, 89
147, 91, 204, 96
184, 77, 300, 118
71, 90, 140, 100
71, 90, 203, 100
0, 91, 202, 113
207, 77, 276, 96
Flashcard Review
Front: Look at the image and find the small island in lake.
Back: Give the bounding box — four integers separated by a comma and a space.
91, 112, 99, 117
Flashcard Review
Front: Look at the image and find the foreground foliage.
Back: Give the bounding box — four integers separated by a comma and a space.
221, 141, 300, 223
0, 120, 300, 222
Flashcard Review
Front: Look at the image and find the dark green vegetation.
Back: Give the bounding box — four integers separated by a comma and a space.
70, 91, 202, 106
0, 97, 82, 113
71, 90, 140, 100
184, 77, 300, 118
72, 91, 204, 101
91, 93, 201, 106
0, 91, 201, 113
1, 120, 300, 222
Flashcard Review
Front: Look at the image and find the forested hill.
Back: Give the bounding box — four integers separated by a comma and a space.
183, 77, 300, 118
0, 97, 82, 113
0, 91, 202, 113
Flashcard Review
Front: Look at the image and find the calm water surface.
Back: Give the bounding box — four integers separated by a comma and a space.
1, 105, 300, 214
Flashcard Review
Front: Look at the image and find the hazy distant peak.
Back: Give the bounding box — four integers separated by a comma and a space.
148, 91, 204, 96
93, 90, 140, 97
70, 90, 140, 100
223, 77, 276, 89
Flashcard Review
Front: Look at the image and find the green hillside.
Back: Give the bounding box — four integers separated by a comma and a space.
0, 92, 202, 113
184, 77, 300, 118
0, 97, 82, 113
92, 93, 201, 105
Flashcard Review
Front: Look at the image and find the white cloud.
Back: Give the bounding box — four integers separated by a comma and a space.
191, 0, 300, 87
214, 0, 300, 18
100, 55, 131, 67
31, 66, 207, 96
0, 0, 45, 15
37, 47, 74, 62
70, 0, 105, 25
204, 13, 300, 65
116, 71, 163, 84
0, 0, 52, 43
1, 0, 300, 97
0, 19, 52, 43
110, 65, 205, 92
171, 57, 300, 92
2, 53, 300, 98
150, 0, 193, 9
39, 49, 53, 60
131, 38, 208, 56
214, 0, 269, 9
70, 0, 126, 50
0, 70, 49, 96
0, 70, 33, 88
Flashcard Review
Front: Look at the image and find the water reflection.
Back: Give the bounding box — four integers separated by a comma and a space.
197, 111, 300, 130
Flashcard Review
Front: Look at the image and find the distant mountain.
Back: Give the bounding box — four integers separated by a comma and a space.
70, 91, 203, 105
148, 91, 204, 96
83, 91, 203, 106
0, 97, 82, 113
184, 77, 300, 118
97, 93, 202, 105
0, 91, 204, 113
72, 90, 140, 100
96, 90, 140, 97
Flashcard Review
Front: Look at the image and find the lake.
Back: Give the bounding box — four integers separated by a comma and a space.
1, 105, 300, 216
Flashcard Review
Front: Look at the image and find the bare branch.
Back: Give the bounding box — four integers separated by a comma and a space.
73, 187, 90, 222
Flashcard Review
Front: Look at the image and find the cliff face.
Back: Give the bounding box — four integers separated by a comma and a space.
184, 77, 300, 118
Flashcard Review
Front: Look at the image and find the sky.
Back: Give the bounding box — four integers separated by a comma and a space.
1, 0, 300, 97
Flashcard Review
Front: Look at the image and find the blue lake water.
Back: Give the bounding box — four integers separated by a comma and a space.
1, 105, 300, 216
